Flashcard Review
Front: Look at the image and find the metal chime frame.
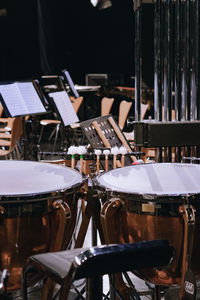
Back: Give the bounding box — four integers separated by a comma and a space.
134, 0, 200, 162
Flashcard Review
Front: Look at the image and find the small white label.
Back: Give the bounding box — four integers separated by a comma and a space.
185, 281, 194, 295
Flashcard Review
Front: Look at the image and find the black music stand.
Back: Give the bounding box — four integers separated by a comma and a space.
62, 69, 80, 99
47, 91, 79, 128
37, 75, 81, 152
80, 114, 136, 169
75, 115, 137, 248
0, 80, 47, 118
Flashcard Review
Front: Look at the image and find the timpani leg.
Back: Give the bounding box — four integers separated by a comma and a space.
75, 189, 105, 248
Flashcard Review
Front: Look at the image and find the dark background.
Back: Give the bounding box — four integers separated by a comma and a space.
0, 0, 154, 88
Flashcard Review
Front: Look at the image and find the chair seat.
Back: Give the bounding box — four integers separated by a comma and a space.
22, 240, 173, 300
0, 139, 11, 146
70, 122, 80, 129
28, 248, 87, 282
40, 120, 61, 126
26, 240, 173, 281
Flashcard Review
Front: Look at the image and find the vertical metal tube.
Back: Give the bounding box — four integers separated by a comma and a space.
154, 0, 163, 122
197, 0, 200, 121
190, 0, 196, 121
190, 0, 198, 157
162, 0, 171, 161
197, 0, 200, 161
186, 0, 191, 121
163, 0, 172, 122
191, 0, 200, 122
181, 0, 189, 121
134, 0, 142, 122
174, 0, 182, 161
174, 0, 181, 121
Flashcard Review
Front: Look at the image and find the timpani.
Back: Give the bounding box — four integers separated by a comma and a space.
97, 163, 200, 288
0, 160, 82, 290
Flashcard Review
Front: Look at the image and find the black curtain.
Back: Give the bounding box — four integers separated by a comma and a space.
0, 0, 154, 86
0, 0, 40, 81
37, 0, 135, 84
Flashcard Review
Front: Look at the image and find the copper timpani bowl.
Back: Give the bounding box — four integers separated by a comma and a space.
0, 160, 82, 290
96, 163, 200, 286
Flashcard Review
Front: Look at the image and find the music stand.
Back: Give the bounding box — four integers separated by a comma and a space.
80, 114, 136, 169
0, 80, 47, 118
48, 91, 79, 127
62, 69, 80, 99
75, 115, 137, 249
0, 80, 48, 159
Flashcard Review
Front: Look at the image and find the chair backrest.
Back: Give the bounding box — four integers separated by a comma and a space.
118, 100, 133, 130
101, 97, 114, 116
141, 103, 149, 120
0, 104, 3, 117
10, 117, 23, 150
73, 240, 174, 280
71, 96, 83, 113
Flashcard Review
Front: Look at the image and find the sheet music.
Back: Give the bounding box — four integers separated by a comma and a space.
0, 83, 27, 116
0, 82, 46, 117
49, 91, 79, 126
63, 70, 79, 98
17, 82, 46, 114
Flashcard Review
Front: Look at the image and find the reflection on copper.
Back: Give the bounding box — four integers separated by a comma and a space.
42, 216, 47, 226
1, 253, 11, 268
101, 198, 200, 287
0, 198, 75, 291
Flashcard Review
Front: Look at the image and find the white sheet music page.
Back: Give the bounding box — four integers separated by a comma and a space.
49, 91, 79, 126
0, 82, 28, 116
0, 82, 46, 116
17, 82, 46, 114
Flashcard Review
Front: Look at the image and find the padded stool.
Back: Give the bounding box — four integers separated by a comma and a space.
22, 240, 173, 300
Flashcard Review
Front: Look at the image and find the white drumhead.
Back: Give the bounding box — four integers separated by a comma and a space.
97, 163, 200, 198
0, 160, 82, 196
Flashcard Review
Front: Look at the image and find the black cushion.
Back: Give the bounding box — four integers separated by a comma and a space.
28, 240, 173, 281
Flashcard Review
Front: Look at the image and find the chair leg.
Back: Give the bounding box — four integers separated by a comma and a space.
38, 125, 45, 144
41, 278, 56, 300
52, 124, 60, 152
21, 266, 34, 300
86, 276, 103, 300
48, 126, 56, 142
58, 281, 72, 300
15, 144, 20, 160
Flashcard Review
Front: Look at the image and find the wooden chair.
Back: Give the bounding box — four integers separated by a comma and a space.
123, 103, 149, 142
118, 100, 133, 131
0, 103, 3, 117
101, 97, 114, 116
0, 117, 14, 133
0, 117, 23, 159
0, 103, 12, 133
38, 96, 83, 150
